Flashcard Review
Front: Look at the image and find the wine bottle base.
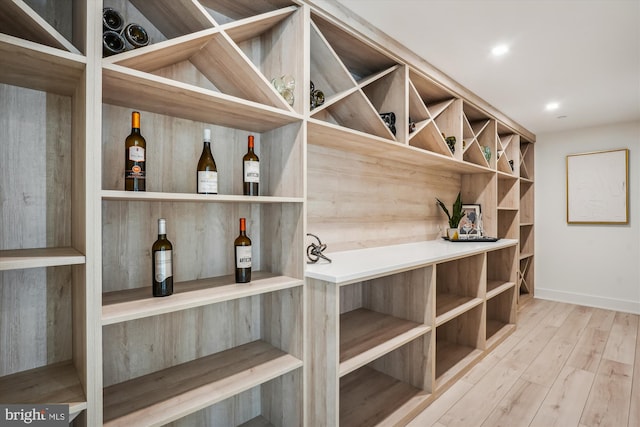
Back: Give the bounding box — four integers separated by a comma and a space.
153, 281, 173, 297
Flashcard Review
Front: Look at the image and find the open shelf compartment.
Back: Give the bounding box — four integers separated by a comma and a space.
0, 0, 80, 53
339, 266, 433, 377
486, 285, 517, 348
486, 245, 517, 300
340, 336, 433, 427
435, 304, 484, 388
224, 6, 305, 114
109, 4, 304, 112
311, 13, 398, 83
0, 25, 90, 420
0, 361, 87, 419
102, 285, 303, 426
104, 0, 215, 51
102, 106, 303, 198
435, 253, 485, 326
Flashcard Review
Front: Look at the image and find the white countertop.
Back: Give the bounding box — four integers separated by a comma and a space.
305, 238, 518, 285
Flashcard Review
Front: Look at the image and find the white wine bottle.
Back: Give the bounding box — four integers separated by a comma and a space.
152, 218, 173, 297
124, 111, 146, 191
197, 128, 218, 194
242, 135, 259, 196
234, 218, 252, 283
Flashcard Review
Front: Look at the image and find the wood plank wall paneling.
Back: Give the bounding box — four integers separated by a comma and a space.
307, 144, 461, 252
0, 84, 73, 376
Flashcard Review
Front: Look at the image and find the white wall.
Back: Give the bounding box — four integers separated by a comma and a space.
535, 120, 640, 314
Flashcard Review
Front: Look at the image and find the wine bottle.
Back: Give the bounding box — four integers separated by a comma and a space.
124, 111, 146, 191
152, 218, 173, 297
124, 23, 150, 49
102, 7, 124, 32
234, 218, 252, 283
197, 128, 218, 194
103, 31, 126, 57
242, 135, 259, 196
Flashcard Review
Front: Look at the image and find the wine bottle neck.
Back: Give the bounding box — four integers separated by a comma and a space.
131, 111, 140, 129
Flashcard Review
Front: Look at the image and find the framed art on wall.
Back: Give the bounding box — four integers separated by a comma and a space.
460, 204, 482, 236
566, 148, 629, 224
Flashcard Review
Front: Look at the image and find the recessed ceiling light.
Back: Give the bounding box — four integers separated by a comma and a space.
491, 44, 509, 56
545, 102, 559, 111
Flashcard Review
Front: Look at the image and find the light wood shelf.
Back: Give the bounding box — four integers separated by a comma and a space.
340, 366, 430, 427
339, 308, 431, 377
102, 273, 302, 325
520, 252, 534, 260
308, 118, 491, 174
435, 294, 483, 326
486, 280, 516, 300
102, 64, 301, 133
0, 33, 84, 95
103, 340, 302, 426
101, 190, 303, 204
0, 247, 85, 271
0, 361, 87, 418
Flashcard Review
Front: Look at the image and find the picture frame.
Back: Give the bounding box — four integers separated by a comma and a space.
566, 148, 629, 224
460, 204, 482, 237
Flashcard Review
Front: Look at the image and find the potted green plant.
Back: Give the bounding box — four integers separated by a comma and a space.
436, 192, 464, 240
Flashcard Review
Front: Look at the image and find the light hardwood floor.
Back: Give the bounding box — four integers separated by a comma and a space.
407, 298, 640, 427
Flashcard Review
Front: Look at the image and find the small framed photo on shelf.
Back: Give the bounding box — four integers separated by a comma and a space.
459, 204, 482, 238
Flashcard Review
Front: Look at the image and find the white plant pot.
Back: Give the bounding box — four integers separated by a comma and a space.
447, 228, 459, 240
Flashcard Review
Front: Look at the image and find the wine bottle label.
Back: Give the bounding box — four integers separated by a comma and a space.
236, 246, 252, 268
125, 165, 145, 179
129, 146, 145, 162
243, 161, 259, 183
154, 250, 173, 282
198, 171, 218, 193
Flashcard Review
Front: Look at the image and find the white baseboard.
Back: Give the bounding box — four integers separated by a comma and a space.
535, 287, 640, 315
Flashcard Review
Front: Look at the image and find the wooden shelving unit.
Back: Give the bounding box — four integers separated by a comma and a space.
0, 2, 94, 424
519, 137, 536, 306
307, 240, 518, 425
1, 0, 534, 425
97, 2, 305, 426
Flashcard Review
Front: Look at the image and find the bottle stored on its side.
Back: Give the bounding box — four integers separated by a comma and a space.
197, 128, 218, 194
123, 23, 150, 49
102, 7, 124, 32
103, 31, 126, 57
234, 218, 252, 283
124, 111, 146, 191
242, 135, 259, 196
152, 218, 173, 297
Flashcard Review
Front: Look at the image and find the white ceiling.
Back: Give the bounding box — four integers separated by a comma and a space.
333, 0, 640, 136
